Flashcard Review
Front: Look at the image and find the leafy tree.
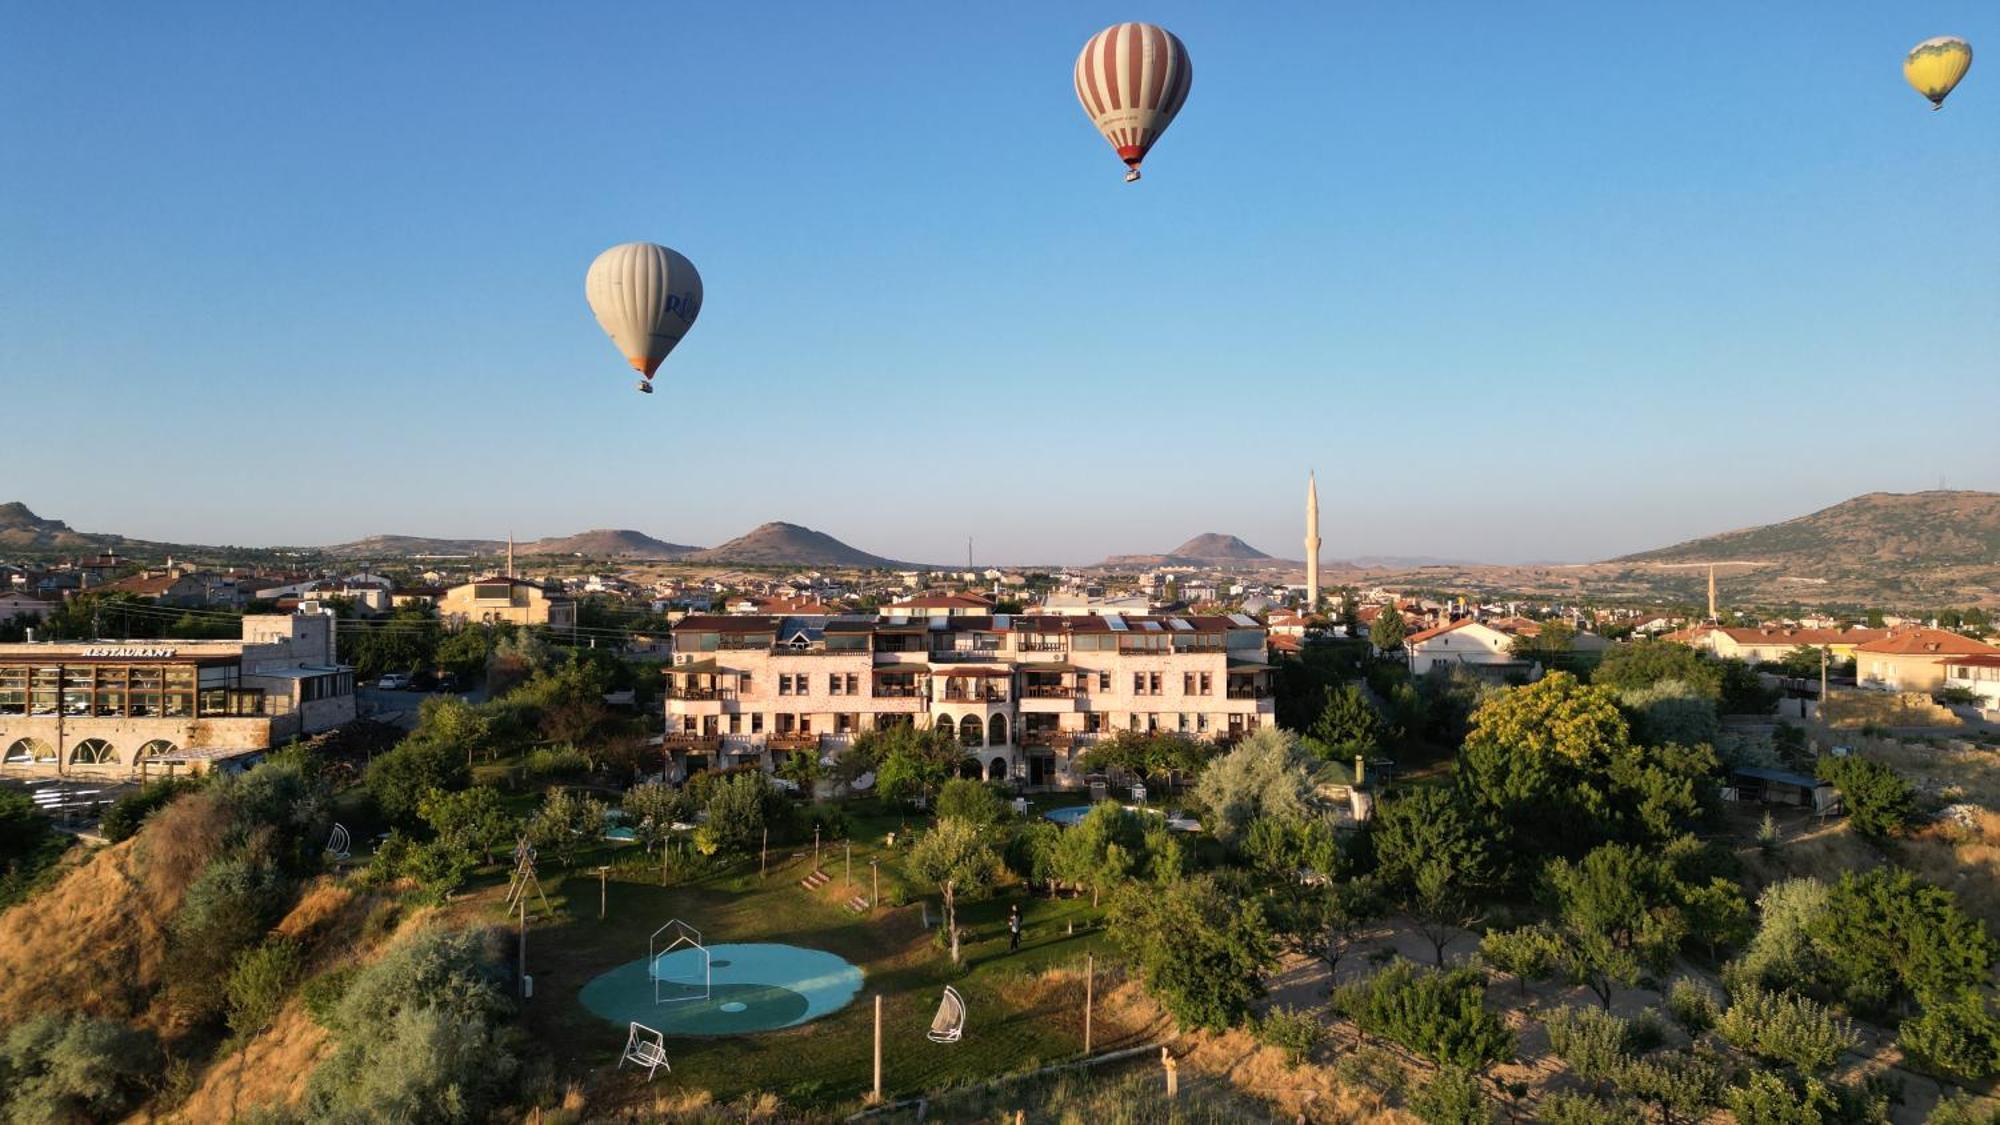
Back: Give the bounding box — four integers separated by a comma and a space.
862, 724, 963, 807
1079, 731, 1213, 789
622, 782, 695, 854
525, 789, 607, 868
700, 770, 770, 852
436, 623, 509, 683
1815, 755, 1916, 839
774, 749, 823, 793
908, 816, 1000, 964
302, 926, 516, 1124
1409, 1066, 1495, 1124
1898, 989, 2000, 1083
1666, 978, 1721, 1036
0, 1014, 161, 1124
1004, 819, 1063, 896
1613, 1047, 1729, 1125
1333, 959, 1513, 1073
1055, 803, 1146, 906
1192, 727, 1322, 847
418, 786, 516, 867
365, 734, 470, 825
1510, 618, 1578, 669
1373, 787, 1491, 964
1618, 680, 1720, 748
1716, 985, 1858, 1075
1372, 603, 1408, 651
1544, 844, 1684, 1007
1272, 874, 1384, 986
1807, 868, 1997, 1017
1256, 1005, 1325, 1068
1595, 640, 1724, 698
935, 777, 1007, 828
1546, 1005, 1637, 1086
166, 855, 290, 1022
1539, 1091, 1645, 1125
1111, 873, 1276, 1032
1723, 1071, 1855, 1125
1480, 924, 1565, 999
1308, 683, 1387, 761
97, 777, 201, 843
1716, 658, 1778, 715
1726, 878, 1833, 995
1927, 1093, 2000, 1125
1777, 646, 1824, 679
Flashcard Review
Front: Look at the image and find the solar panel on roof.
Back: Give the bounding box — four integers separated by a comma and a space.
994, 614, 1010, 630
1228, 613, 1258, 627
1103, 615, 1127, 631
1168, 617, 1193, 630
1138, 620, 1162, 631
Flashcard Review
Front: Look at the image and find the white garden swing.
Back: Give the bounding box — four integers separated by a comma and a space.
927, 985, 966, 1044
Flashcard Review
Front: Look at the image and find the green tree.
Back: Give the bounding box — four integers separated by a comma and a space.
1003, 819, 1063, 896
1726, 878, 1833, 995
166, 855, 290, 1023
1308, 683, 1388, 761
1055, 802, 1146, 906
1373, 787, 1491, 964
1724, 1071, 1852, 1125
909, 816, 1000, 964
1807, 867, 1997, 1017
226, 937, 305, 1036
418, 786, 516, 867
935, 777, 1006, 828
1333, 959, 1514, 1072
862, 725, 962, 807
1716, 985, 1858, 1075
1613, 1048, 1728, 1125
1898, 989, 2000, 1083
1545, 1005, 1636, 1085
1618, 680, 1720, 748
1594, 640, 1724, 698
1192, 727, 1322, 847
1543, 844, 1685, 1007
1110, 874, 1276, 1032
774, 748, 823, 794
699, 771, 769, 852
525, 789, 607, 868
1371, 604, 1408, 652
1271, 874, 1384, 986
1409, 1066, 1495, 1124
1815, 755, 1916, 839
365, 735, 470, 825
1776, 646, 1824, 679
1479, 925, 1566, 999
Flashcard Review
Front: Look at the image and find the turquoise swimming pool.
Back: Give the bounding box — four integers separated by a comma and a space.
577, 942, 864, 1037
1043, 805, 1093, 826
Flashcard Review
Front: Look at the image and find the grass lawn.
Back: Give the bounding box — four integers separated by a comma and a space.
447, 811, 1156, 1114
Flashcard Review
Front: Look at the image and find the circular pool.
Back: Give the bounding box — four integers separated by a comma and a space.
577, 942, 864, 1037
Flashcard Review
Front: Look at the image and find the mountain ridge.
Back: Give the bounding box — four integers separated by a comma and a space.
686, 522, 909, 568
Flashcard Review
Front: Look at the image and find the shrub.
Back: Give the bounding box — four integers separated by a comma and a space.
1899, 989, 2000, 1083
166, 855, 289, 1021
227, 937, 305, 1035
1725, 878, 1831, 995
1540, 1091, 1645, 1125
301, 965, 359, 1028
1408, 1066, 1493, 1124
1666, 978, 1720, 1036
1546, 1005, 1634, 1083
365, 735, 469, 824
1110, 874, 1276, 1032
525, 790, 607, 868
1334, 959, 1512, 1073
1715, 985, 1857, 1075
99, 777, 201, 843
702, 771, 769, 851
1815, 755, 1916, 839
1254, 1005, 1323, 1067
302, 926, 517, 1123
0, 1013, 161, 1124
1927, 1093, 2000, 1125
524, 745, 588, 780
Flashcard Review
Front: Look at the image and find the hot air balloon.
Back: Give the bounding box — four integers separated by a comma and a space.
1904, 36, 1973, 110
584, 242, 703, 394
1074, 22, 1191, 183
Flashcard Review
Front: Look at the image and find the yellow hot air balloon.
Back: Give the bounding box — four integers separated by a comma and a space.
1904, 36, 1972, 110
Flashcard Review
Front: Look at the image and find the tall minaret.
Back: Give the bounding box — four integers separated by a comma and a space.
1305, 471, 1322, 610
1707, 564, 1717, 622
506, 532, 515, 580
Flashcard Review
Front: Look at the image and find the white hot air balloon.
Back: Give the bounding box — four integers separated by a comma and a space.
585, 242, 703, 394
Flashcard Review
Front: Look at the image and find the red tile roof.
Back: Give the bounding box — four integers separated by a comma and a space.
1853, 628, 2000, 657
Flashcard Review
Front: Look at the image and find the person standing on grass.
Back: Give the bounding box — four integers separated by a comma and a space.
1008, 903, 1022, 953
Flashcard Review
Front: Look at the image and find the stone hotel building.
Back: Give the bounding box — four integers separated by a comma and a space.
0, 612, 355, 777
665, 611, 1276, 786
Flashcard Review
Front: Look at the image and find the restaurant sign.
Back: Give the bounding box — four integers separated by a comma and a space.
81, 647, 179, 659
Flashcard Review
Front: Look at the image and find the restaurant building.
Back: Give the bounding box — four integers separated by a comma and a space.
0, 612, 355, 778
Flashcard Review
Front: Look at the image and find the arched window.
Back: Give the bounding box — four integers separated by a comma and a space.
70, 738, 116, 765
3, 738, 49, 764
987, 714, 1008, 747
959, 715, 983, 746
934, 714, 954, 734
135, 739, 179, 762
957, 758, 982, 779
986, 757, 1009, 782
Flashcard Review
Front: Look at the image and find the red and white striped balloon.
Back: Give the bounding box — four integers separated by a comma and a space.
1073, 22, 1192, 183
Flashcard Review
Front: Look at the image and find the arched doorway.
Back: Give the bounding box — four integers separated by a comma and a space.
136, 739, 179, 763
958, 715, 982, 746
934, 715, 954, 735
986, 756, 1009, 782
957, 757, 982, 779
69, 738, 116, 766
987, 714, 1008, 747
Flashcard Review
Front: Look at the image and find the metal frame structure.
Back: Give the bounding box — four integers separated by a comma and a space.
648, 918, 711, 1005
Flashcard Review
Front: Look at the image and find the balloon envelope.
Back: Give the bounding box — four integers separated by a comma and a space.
1074, 22, 1191, 178
585, 242, 703, 380
1904, 36, 1973, 108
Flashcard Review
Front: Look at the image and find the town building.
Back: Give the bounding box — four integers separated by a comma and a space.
1941, 654, 2000, 711
1853, 628, 2000, 694
434, 576, 576, 630
0, 612, 355, 777
664, 612, 1276, 788
1671, 625, 1888, 665
0, 592, 52, 625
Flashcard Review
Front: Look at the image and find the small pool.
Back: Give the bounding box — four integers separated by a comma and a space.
577, 942, 864, 1037
1043, 805, 1093, 826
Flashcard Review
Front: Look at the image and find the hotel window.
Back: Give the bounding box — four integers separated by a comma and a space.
836, 713, 855, 734
728, 714, 742, 734
778, 674, 795, 696
0, 668, 26, 715
751, 713, 764, 734
1098, 672, 1111, 692
828, 673, 843, 696
1085, 712, 1105, 733
1197, 713, 1209, 732
1133, 672, 1145, 694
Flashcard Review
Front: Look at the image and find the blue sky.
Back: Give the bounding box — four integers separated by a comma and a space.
3, 2, 1994, 565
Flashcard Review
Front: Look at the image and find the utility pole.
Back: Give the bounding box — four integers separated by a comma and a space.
845, 841, 852, 892
518, 896, 528, 999
760, 827, 768, 878
1084, 953, 1094, 1055
872, 994, 883, 1103
871, 859, 880, 909
597, 865, 608, 920
814, 824, 822, 871
1820, 645, 1829, 723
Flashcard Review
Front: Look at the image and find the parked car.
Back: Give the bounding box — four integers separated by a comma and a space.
376, 672, 412, 691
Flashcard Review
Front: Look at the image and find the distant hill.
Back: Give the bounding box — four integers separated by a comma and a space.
0, 503, 99, 551
1615, 491, 2000, 569
1168, 533, 1272, 561
523, 529, 699, 559
320, 534, 505, 559
688, 522, 907, 568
